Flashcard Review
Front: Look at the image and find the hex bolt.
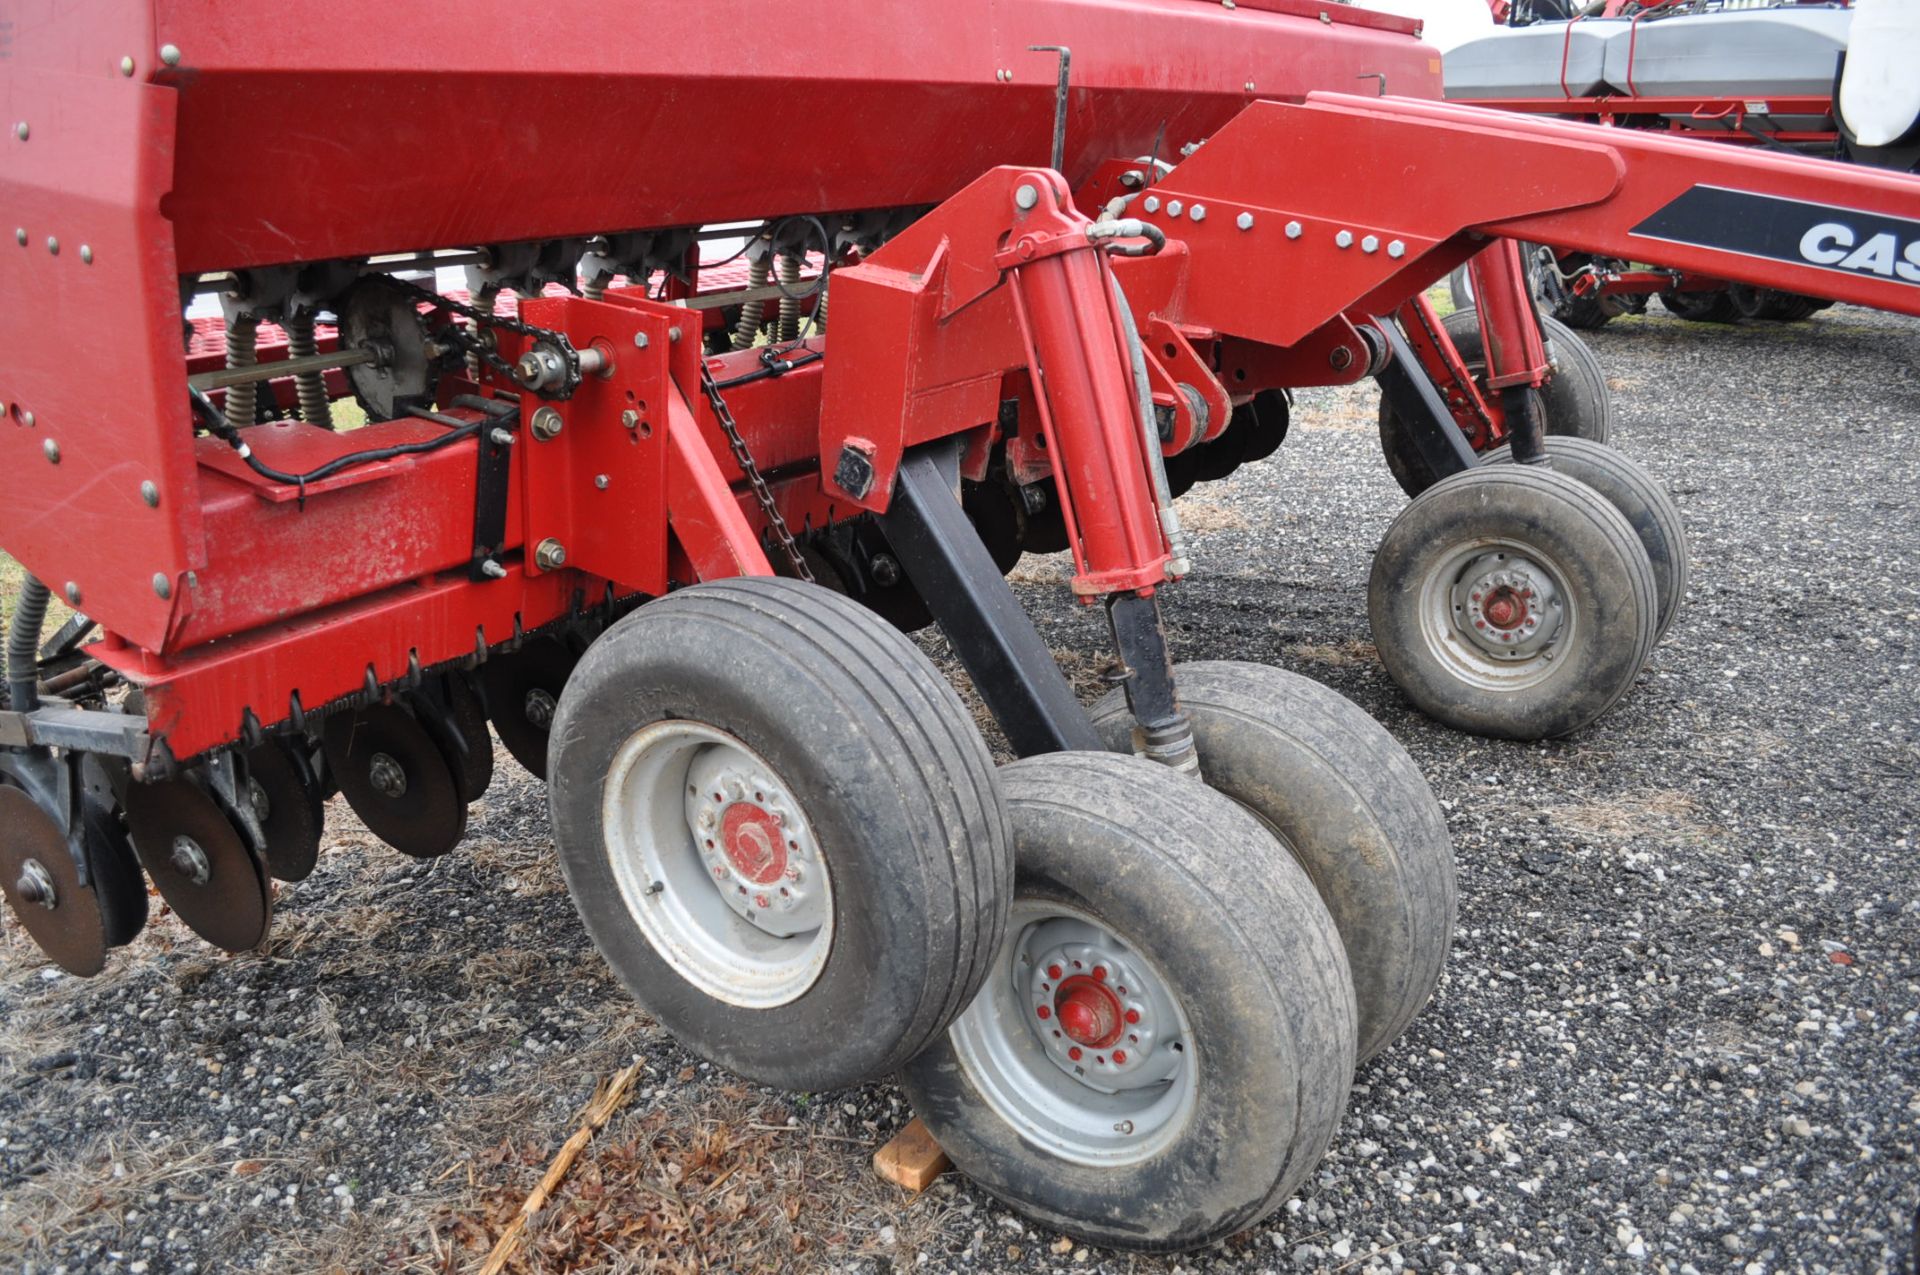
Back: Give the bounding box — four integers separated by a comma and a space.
1335, 229, 1354, 249
1236, 212, 1255, 231
14, 229, 25, 246
620, 409, 640, 431
1361, 235, 1380, 254
534, 538, 567, 571
1388, 239, 1407, 259
633, 331, 649, 349
478, 559, 508, 580
1189, 204, 1207, 222
1014, 184, 1040, 211
119, 56, 136, 76
1142, 196, 1161, 214
13, 122, 27, 142
21, 409, 34, 427
1166, 200, 1184, 217
1285, 221, 1303, 239
524, 688, 558, 729
488, 427, 514, 446
529, 406, 564, 441
152, 573, 171, 599
668, 325, 683, 344
63, 582, 81, 606
45, 236, 58, 256
160, 44, 182, 66
42, 438, 60, 464
79, 245, 93, 265
594, 474, 610, 490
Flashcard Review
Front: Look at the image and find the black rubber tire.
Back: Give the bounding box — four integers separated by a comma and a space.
1087, 662, 1454, 1063
901, 752, 1354, 1253
1728, 286, 1823, 323
1659, 289, 1740, 324
547, 577, 1011, 1092
1483, 437, 1689, 643
1379, 308, 1614, 498
1369, 466, 1658, 740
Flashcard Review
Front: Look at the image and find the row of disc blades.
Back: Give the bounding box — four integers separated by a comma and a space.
0, 637, 578, 974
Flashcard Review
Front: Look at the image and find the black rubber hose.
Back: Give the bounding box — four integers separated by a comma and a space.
7, 573, 49, 713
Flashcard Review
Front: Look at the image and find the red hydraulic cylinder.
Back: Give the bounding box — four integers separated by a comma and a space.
998, 177, 1171, 600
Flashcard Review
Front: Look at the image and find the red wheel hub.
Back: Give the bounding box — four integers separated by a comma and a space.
1053, 975, 1124, 1049
1481, 584, 1527, 631
719, 802, 787, 885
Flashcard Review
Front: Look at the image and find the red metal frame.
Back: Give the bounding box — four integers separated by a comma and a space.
8, 4, 1920, 768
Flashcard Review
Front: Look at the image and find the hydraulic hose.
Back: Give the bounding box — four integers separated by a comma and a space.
7, 573, 49, 713
1108, 273, 1191, 576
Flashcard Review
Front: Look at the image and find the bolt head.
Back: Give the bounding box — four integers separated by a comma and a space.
42, 438, 59, 464
620, 409, 640, 430
633, 331, 649, 349
1335, 230, 1354, 249
1236, 212, 1255, 231
1166, 200, 1184, 217
21, 409, 34, 427
120, 56, 136, 76
1285, 220, 1303, 239
152, 573, 171, 599
45, 236, 58, 255
160, 43, 182, 66
1014, 183, 1040, 212
1142, 195, 1161, 214
1387, 239, 1407, 259
594, 474, 610, 490
14, 229, 25, 246
668, 325, 682, 344
1361, 234, 1380, 254
13, 122, 27, 142
79, 245, 93, 265
63, 582, 81, 606
1189, 204, 1207, 222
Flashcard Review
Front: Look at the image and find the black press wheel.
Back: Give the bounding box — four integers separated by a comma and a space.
1659, 288, 1740, 324
546, 577, 1011, 1092
1378, 307, 1613, 498
1483, 437, 1689, 643
901, 752, 1355, 1253
1369, 466, 1658, 740
1088, 661, 1454, 1064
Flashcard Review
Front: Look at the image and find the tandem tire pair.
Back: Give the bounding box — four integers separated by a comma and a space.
544, 578, 1456, 1251
1375, 309, 1690, 740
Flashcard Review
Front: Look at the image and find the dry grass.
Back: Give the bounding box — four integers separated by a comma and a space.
1290, 382, 1377, 434
1551, 790, 1725, 846
0, 551, 73, 630
1284, 639, 1380, 669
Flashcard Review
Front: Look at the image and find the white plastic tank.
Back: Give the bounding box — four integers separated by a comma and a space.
1838, 0, 1920, 147
1444, 22, 1624, 100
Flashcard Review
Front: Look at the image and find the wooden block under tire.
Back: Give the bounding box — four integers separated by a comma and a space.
874, 1117, 950, 1193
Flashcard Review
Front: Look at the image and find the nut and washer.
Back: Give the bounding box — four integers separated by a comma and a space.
534, 538, 568, 571
529, 406, 564, 441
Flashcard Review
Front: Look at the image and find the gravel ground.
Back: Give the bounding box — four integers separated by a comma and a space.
1, 304, 1915, 1274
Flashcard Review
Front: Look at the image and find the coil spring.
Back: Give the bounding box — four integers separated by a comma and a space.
223, 313, 260, 432
776, 252, 802, 343
732, 254, 772, 350
285, 312, 333, 429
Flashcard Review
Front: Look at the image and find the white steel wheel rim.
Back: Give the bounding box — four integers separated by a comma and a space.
949, 899, 1197, 1168
1417, 535, 1575, 692
601, 721, 833, 1009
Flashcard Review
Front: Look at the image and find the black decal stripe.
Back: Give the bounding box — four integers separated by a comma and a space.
1631, 185, 1920, 287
